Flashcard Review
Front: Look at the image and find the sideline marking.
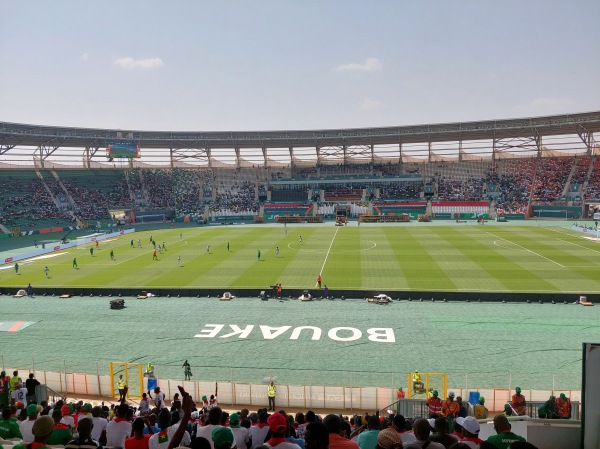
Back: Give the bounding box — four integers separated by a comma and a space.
318, 227, 339, 279
556, 238, 600, 255
487, 232, 565, 268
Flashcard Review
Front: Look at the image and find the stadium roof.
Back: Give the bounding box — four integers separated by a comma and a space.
1, 111, 599, 150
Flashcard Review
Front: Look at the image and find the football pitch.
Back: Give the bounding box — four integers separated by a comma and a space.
2, 222, 600, 293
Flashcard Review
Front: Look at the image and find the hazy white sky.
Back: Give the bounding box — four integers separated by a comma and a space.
1, 0, 598, 132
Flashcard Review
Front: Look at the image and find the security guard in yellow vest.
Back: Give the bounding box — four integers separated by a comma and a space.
117, 374, 127, 402
9, 371, 21, 393
267, 381, 276, 411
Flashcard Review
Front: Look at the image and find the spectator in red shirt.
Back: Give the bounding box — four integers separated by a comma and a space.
324, 414, 359, 449
126, 416, 154, 449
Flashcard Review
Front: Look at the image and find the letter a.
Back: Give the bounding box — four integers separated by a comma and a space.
220, 325, 255, 339
259, 325, 291, 339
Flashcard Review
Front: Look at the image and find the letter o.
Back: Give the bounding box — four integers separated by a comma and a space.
328, 327, 362, 342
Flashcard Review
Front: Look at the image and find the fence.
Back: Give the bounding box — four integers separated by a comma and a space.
2, 364, 581, 414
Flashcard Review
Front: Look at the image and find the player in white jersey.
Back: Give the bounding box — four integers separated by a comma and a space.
10, 383, 28, 406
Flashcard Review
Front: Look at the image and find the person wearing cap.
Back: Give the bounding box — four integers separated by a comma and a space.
390, 415, 415, 445
61, 404, 76, 428
455, 417, 483, 448
510, 388, 526, 416
486, 415, 526, 449
64, 417, 101, 449
426, 391, 443, 419
441, 392, 460, 431
12, 415, 54, 449
212, 426, 235, 449
402, 419, 444, 449
263, 412, 301, 449
411, 372, 423, 394
473, 397, 488, 420
47, 408, 73, 445
25, 374, 40, 406
19, 403, 40, 443
555, 393, 571, 419
106, 403, 133, 448
537, 395, 559, 419
0, 406, 23, 439
356, 415, 381, 449
148, 407, 190, 449
324, 414, 359, 449
230, 413, 249, 449
375, 427, 403, 449
196, 406, 223, 449
428, 417, 458, 448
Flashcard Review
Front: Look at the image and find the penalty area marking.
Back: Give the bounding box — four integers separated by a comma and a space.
487, 232, 565, 268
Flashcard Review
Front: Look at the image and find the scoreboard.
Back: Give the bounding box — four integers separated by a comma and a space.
107, 141, 140, 159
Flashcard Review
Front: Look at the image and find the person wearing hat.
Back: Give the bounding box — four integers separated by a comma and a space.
511, 387, 526, 416
323, 414, 359, 449
455, 417, 483, 448
263, 412, 301, 449
473, 397, 488, 419
47, 408, 73, 446
212, 426, 235, 449
486, 415, 526, 449
230, 413, 249, 449
0, 406, 23, 439
441, 392, 460, 431
426, 390, 443, 418
375, 427, 403, 449
356, 415, 381, 449
12, 415, 54, 449
65, 416, 101, 449
401, 419, 444, 449
555, 393, 571, 419
61, 404, 75, 428
19, 403, 40, 443
538, 395, 559, 419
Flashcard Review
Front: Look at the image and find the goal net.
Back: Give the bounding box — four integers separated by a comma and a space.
109, 362, 144, 399
407, 371, 448, 400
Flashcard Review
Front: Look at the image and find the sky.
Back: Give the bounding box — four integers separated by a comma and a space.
0, 0, 599, 132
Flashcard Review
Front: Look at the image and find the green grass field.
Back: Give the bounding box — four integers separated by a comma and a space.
2, 222, 600, 293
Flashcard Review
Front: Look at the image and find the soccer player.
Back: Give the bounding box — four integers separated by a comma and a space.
162, 242, 166, 250
14, 263, 19, 274
180, 232, 182, 240
150, 235, 153, 243
110, 250, 115, 260
95, 240, 99, 249
90, 247, 94, 257
137, 239, 141, 247
275, 246, 279, 256
227, 242, 230, 252
317, 275, 322, 288
44, 266, 49, 278
299, 235, 302, 243
73, 258, 78, 268
178, 256, 181, 267
130, 239, 134, 248
153, 250, 158, 261
257, 249, 261, 260
206, 245, 210, 253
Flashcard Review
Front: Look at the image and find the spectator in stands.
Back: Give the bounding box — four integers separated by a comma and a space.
13, 415, 54, 449
391, 415, 415, 445
324, 414, 359, 449
305, 422, 330, 449
297, 410, 315, 439
211, 427, 235, 449
264, 412, 301, 449
106, 403, 132, 448
428, 417, 458, 448
375, 427, 403, 449
149, 407, 191, 449
0, 405, 22, 439
47, 408, 72, 445
19, 403, 39, 443
455, 417, 483, 448
229, 413, 249, 449
357, 415, 381, 449
196, 406, 222, 449
25, 373, 40, 405
61, 404, 75, 427
125, 416, 153, 449
249, 411, 270, 449
65, 416, 101, 449
402, 418, 444, 449
486, 415, 526, 449
90, 406, 108, 444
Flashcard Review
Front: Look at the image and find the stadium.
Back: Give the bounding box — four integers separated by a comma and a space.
1, 112, 600, 447
1, 2, 600, 448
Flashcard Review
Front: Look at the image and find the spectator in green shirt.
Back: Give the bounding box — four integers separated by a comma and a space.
47, 408, 73, 445
486, 415, 526, 449
0, 406, 22, 439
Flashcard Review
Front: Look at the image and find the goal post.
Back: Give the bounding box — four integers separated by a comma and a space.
109, 362, 144, 399
407, 371, 447, 399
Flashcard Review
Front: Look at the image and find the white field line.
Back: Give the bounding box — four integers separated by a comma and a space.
486, 232, 565, 268
317, 227, 339, 283
556, 238, 600, 255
